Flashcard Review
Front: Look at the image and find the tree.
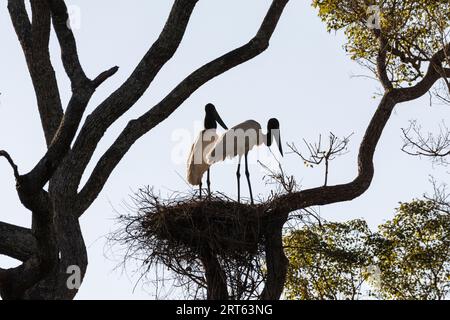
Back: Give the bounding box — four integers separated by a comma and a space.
284, 220, 373, 300
0, 0, 289, 300
284, 199, 450, 300
377, 200, 450, 300
1, 0, 449, 300
266, 0, 449, 301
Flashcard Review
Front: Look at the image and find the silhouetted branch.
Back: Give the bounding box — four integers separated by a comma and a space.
268, 42, 450, 214
67, 0, 201, 193
401, 121, 450, 165
0, 222, 36, 262
48, 0, 89, 88
432, 79, 450, 105
92, 66, 120, 88
8, 0, 64, 145
0, 150, 19, 179
288, 132, 353, 186
424, 179, 450, 214
259, 160, 298, 194
77, 0, 290, 213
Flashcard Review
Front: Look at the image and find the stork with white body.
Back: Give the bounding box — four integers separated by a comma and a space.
186, 103, 228, 198
207, 118, 283, 204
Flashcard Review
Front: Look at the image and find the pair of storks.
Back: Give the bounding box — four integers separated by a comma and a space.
187, 103, 283, 204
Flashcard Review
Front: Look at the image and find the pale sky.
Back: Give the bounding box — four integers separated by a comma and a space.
0, 0, 448, 299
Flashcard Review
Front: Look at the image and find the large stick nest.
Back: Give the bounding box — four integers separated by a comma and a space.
111, 187, 289, 299
146, 196, 267, 254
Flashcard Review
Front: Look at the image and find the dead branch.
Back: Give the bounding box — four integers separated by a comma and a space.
401, 121, 450, 165
0, 150, 19, 179
259, 160, 298, 194
288, 132, 353, 186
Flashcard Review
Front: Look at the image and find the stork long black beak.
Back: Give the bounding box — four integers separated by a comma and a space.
215, 110, 228, 130
273, 130, 283, 157
278, 136, 284, 157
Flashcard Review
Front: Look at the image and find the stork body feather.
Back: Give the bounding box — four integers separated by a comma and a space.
205, 117, 283, 204
186, 129, 219, 186
206, 120, 265, 164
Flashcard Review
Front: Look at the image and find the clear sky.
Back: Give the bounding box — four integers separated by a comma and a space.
0, 0, 448, 299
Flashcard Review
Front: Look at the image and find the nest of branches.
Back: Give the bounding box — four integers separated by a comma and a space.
111, 187, 289, 299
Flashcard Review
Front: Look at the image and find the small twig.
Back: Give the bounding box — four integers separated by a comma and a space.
288, 132, 353, 186
92, 66, 120, 88
0, 150, 20, 179
401, 120, 450, 166
259, 160, 297, 194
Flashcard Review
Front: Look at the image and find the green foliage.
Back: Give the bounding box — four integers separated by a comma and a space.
285, 200, 450, 300
312, 0, 450, 85
284, 220, 374, 300
377, 200, 450, 299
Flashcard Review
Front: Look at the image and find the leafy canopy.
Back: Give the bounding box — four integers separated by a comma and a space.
284, 219, 374, 300
285, 200, 450, 299
377, 200, 450, 299
312, 0, 450, 85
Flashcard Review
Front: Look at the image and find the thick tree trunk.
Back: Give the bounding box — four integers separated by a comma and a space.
27, 170, 89, 299
200, 250, 228, 300
4, 170, 89, 300
1, 222, 87, 299
261, 214, 289, 300
23, 214, 88, 300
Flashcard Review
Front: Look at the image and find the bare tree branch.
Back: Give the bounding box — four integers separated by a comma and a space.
0, 222, 36, 262
48, 0, 119, 90
18, 0, 120, 189
401, 121, 450, 165
92, 66, 120, 88
8, 0, 64, 145
259, 160, 298, 194
270, 44, 449, 213
66, 0, 201, 190
48, 0, 89, 88
288, 132, 353, 186
7, 0, 31, 47
397, 44, 450, 102
376, 32, 394, 90
24, 63, 118, 190
0, 150, 19, 179
76, 0, 290, 213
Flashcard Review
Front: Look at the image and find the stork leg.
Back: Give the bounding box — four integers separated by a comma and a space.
236, 156, 242, 203
207, 169, 211, 197
245, 152, 254, 204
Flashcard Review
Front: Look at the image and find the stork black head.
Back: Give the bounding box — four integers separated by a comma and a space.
267, 118, 283, 156
204, 103, 228, 130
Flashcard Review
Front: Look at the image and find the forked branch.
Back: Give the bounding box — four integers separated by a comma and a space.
77, 0, 290, 213
401, 121, 450, 165
288, 132, 353, 186
8, 0, 64, 145
271, 39, 450, 213
0, 222, 36, 262
67, 0, 201, 188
